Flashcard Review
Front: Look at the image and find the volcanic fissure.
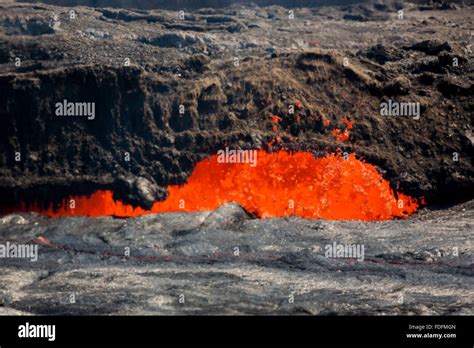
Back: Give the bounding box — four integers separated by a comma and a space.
3, 150, 422, 221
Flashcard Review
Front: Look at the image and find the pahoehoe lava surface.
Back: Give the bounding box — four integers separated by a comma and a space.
0, 201, 472, 315
0, 0, 473, 209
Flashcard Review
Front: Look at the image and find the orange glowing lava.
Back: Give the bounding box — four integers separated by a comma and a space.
17, 151, 421, 221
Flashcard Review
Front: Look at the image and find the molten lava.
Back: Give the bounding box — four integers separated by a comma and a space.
17, 151, 421, 221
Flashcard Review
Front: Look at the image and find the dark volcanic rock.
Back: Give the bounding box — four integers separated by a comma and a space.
143, 33, 200, 48
0, 1, 473, 211
382, 76, 412, 95
404, 40, 452, 56
357, 44, 405, 65
184, 54, 211, 73
2, 16, 55, 36
343, 14, 367, 21
17, 0, 401, 10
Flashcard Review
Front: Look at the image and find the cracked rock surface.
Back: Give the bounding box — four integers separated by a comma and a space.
0, 201, 472, 315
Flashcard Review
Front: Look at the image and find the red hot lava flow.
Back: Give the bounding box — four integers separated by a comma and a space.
13, 151, 422, 221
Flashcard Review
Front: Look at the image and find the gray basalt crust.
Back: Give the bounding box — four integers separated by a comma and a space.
0, 200, 472, 315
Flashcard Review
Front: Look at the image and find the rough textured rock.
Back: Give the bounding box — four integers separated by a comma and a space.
0, 200, 472, 315
0, 0, 473, 210
201, 202, 255, 228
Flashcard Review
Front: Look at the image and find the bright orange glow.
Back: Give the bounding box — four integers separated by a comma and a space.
14, 151, 421, 221
331, 116, 353, 142
332, 128, 350, 142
